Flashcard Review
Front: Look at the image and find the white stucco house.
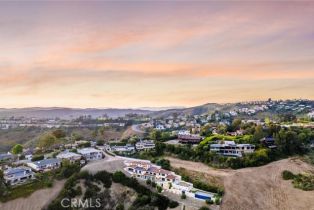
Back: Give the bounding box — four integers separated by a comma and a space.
77, 148, 103, 161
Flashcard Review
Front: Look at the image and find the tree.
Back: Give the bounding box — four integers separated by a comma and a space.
37, 133, 57, 149
150, 130, 162, 141
11, 144, 23, 155
52, 129, 66, 139
231, 119, 242, 131
157, 185, 162, 193
31, 155, 44, 161
146, 179, 152, 185
129, 136, 138, 144
0, 170, 7, 196
156, 158, 171, 170
59, 160, 80, 178
116, 204, 125, 210
96, 139, 105, 146
253, 125, 264, 144
112, 171, 126, 183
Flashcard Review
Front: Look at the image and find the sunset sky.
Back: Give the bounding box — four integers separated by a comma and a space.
0, 2, 313, 108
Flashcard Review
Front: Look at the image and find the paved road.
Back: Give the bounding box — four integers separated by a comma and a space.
131, 124, 145, 133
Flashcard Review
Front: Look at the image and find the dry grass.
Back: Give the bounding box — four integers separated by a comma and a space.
0, 180, 65, 210
167, 157, 314, 210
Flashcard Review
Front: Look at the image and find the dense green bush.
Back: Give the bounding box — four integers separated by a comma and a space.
58, 161, 81, 178
94, 170, 112, 188
156, 158, 171, 170
146, 179, 152, 185
292, 173, 314, 191
31, 155, 44, 161
282, 170, 295, 180
168, 200, 179, 208
206, 199, 214, 204
116, 204, 125, 210
199, 207, 210, 210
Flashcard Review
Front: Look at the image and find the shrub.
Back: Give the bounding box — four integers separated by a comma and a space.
75, 186, 82, 196
133, 195, 151, 207
112, 171, 126, 183
97, 139, 105, 146
199, 207, 210, 210
292, 173, 314, 191
116, 204, 125, 210
31, 155, 44, 161
206, 199, 214, 204
151, 182, 157, 188
169, 201, 179, 208
146, 179, 152, 185
157, 185, 162, 193
70, 148, 77, 153
45, 180, 53, 188
59, 162, 81, 178
282, 170, 295, 180
156, 158, 171, 170
168, 182, 172, 189
214, 196, 221, 205
94, 171, 112, 188
181, 192, 186, 199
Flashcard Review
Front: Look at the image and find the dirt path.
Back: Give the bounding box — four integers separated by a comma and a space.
167, 157, 314, 210
0, 180, 65, 210
166, 156, 234, 178
81, 155, 126, 174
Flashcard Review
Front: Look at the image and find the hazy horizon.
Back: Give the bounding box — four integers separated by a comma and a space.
0, 98, 312, 110
1, 2, 314, 108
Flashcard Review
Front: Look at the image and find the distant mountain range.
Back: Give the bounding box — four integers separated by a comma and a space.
0, 100, 312, 119
0, 107, 153, 119
0, 104, 224, 119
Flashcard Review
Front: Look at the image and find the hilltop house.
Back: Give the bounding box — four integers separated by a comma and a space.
308, 111, 314, 119
77, 148, 103, 161
124, 160, 181, 187
27, 158, 61, 172
56, 151, 82, 163
108, 144, 135, 153
3, 166, 35, 185
23, 149, 34, 161
0, 152, 13, 163
260, 137, 277, 149
135, 140, 155, 151
210, 141, 255, 157
178, 131, 203, 144
124, 160, 215, 201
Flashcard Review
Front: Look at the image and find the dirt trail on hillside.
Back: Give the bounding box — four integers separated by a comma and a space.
0, 180, 65, 210
167, 157, 314, 210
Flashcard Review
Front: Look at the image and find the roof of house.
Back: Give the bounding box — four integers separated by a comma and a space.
0, 153, 13, 160
166, 174, 177, 180
147, 167, 159, 173
77, 148, 101, 154
159, 168, 171, 175
4, 167, 33, 177
134, 166, 145, 171
31, 158, 61, 167
57, 151, 81, 159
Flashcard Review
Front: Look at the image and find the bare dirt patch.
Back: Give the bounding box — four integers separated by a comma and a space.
167, 157, 314, 210
0, 180, 65, 210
